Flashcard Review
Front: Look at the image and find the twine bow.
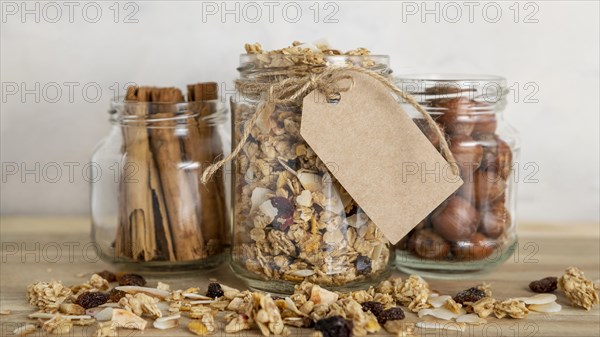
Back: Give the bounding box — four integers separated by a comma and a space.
201, 66, 458, 184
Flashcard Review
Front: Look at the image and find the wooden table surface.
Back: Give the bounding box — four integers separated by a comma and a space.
1, 217, 599, 337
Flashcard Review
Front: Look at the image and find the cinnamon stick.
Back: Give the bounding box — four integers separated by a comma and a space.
116, 86, 177, 262
147, 88, 207, 260
187, 83, 228, 254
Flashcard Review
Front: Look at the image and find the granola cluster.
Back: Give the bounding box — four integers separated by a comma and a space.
244, 41, 375, 68
558, 267, 599, 310
27, 280, 72, 313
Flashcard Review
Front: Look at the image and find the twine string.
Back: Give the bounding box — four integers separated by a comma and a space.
201, 66, 458, 184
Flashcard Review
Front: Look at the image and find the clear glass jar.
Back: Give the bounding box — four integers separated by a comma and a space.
91, 99, 229, 270
230, 55, 394, 293
394, 74, 519, 278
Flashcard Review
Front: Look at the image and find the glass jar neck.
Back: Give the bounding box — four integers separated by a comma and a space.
109, 99, 227, 126
396, 74, 508, 116
237, 54, 392, 79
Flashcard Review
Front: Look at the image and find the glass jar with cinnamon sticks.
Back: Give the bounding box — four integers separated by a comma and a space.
91, 83, 229, 269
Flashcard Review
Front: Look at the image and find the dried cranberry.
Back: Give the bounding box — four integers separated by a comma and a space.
377, 307, 405, 324
75, 291, 109, 309
355, 255, 372, 275
96, 270, 117, 282
271, 197, 294, 231
361, 301, 384, 317
118, 274, 146, 286
453, 287, 486, 304
107, 288, 127, 302
314, 316, 352, 337
529, 277, 558, 293
206, 282, 224, 298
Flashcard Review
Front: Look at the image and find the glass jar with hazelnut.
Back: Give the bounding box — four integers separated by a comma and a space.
394, 74, 519, 278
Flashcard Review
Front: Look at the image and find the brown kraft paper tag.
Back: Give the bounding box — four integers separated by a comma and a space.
301, 70, 463, 244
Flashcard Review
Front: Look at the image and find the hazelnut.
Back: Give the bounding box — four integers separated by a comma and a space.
472, 114, 497, 135
476, 134, 513, 180
449, 135, 484, 174
408, 229, 450, 260
396, 218, 429, 249
456, 176, 475, 203
452, 232, 496, 260
474, 170, 506, 207
413, 118, 443, 149
433, 97, 477, 136
479, 203, 511, 239
471, 101, 497, 135
431, 196, 479, 241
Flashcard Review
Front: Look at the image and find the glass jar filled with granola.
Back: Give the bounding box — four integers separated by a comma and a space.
230, 42, 394, 293
395, 74, 519, 277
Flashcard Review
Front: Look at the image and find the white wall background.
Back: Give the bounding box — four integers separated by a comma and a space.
1, 1, 599, 223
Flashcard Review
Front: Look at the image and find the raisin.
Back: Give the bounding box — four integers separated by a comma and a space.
361, 301, 384, 317
355, 255, 372, 275
529, 276, 558, 293
118, 274, 146, 286
107, 288, 127, 302
314, 316, 352, 337
271, 197, 295, 231
376, 307, 405, 324
75, 291, 109, 309
96, 270, 116, 283
206, 282, 224, 298
453, 287, 486, 305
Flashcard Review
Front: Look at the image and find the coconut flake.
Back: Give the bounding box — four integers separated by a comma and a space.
515, 293, 557, 305
310, 285, 338, 306
28, 312, 92, 320
251, 187, 274, 213
427, 295, 452, 308
296, 190, 312, 207
189, 300, 216, 305
92, 307, 113, 321
112, 308, 147, 330
418, 307, 465, 320
13, 324, 36, 336
284, 297, 308, 317
153, 313, 180, 330
528, 302, 562, 313
259, 200, 278, 222
115, 286, 170, 299
183, 293, 212, 300
346, 213, 369, 229
298, 170, 322, 192
287, 269, 315, 277
456, 313, 487, 325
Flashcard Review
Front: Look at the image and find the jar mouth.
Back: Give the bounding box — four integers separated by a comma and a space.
240, 53, 389, 63
109, 96, 227, 125
238, 54, 391, 76
395, 74, 508, 115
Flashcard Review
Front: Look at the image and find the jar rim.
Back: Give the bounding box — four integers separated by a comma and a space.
238, 54, 390, 71
108, 96, 227, 125
240, 53, 390, 60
